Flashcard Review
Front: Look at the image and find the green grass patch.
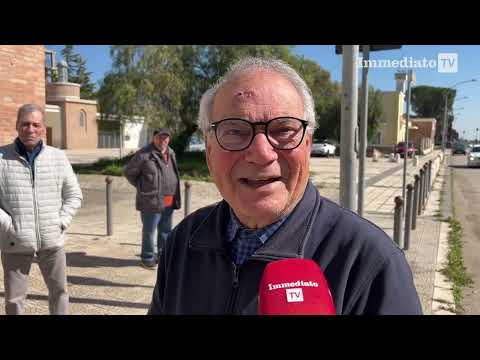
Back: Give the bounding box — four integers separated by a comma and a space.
440, 217, 474, 313
72, 151, 212, 181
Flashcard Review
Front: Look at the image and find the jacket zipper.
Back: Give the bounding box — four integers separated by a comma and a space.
227, 262, 240, 314
30, 162, 41, 251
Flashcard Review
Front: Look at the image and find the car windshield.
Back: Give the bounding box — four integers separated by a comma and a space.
471, 147, 480, 153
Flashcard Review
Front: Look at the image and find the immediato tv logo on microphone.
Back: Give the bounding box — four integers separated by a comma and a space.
286, 288, 304, 302
268, 280, 319, 303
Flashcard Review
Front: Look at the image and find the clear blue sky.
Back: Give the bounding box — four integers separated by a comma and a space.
47, 45, 480, 140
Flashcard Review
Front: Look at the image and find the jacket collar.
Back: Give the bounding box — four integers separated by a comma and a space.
188, 181, 337, 260
14, 138, 44, 158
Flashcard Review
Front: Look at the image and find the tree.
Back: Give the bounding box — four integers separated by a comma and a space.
99, 45, 383, 154
366, 86, 385, 141
312, 85, 384, 143
98, 45, 297, 154
411, 85, 457, 144
60, 45, 96, 99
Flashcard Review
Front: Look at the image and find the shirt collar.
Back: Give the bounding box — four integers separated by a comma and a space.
15, 137, 43, 157
226, 206, 287, 245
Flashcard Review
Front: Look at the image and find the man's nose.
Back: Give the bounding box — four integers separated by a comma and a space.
244, 132, 278, 164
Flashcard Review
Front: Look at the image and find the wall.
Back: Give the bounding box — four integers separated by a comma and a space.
63, 101, 98, 149
124, 121, 150, 149
379, 91, 404, 146
0, 45, 45, 145
45, 105, 62, 148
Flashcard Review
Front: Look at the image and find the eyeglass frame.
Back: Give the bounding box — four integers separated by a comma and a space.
209, 117, 310, 152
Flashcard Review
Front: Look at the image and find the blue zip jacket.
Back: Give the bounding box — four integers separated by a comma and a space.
148, 181, 422, 315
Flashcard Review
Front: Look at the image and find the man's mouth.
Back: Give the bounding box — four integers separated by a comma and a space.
239, 177, 282, 187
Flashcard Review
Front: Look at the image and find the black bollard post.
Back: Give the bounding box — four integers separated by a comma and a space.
184, 181, 191, 217
404, 184, 414, 250
412, 174, 420, 230
393, 196, 404, 248
418, 168, 424, 216
106, 176, 113, 236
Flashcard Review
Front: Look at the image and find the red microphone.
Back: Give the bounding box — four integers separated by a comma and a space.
258, 259, 336, 315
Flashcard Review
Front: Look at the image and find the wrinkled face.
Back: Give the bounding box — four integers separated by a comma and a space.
16, 110, 45, 151
153, 134, 170, 152
207, 70, 312, 228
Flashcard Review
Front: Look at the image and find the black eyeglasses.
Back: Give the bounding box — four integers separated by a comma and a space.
210, 117, 309, 151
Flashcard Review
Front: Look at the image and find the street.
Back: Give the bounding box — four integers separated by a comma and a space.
451, 154, 480, 314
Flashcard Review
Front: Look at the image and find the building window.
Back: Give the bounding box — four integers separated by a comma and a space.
80, 110, 87, 131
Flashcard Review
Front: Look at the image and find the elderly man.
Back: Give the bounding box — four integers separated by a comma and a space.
0, 104, 82, 315
124, 128, 181, 270
148, 57, 422, 315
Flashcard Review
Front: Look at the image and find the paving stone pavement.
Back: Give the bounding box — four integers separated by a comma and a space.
0, 152, 447, 315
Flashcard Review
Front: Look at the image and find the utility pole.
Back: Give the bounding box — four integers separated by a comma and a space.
340, 45, 359, 211
335, 45, 402, 213
357, 45, 370, 217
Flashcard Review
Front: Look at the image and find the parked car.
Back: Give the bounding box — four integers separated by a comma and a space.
452, 143, 467, 155
394, 141, 416, 158
186, 137, 205, 152
311, 141, 336, 157
467, 145, 480, 167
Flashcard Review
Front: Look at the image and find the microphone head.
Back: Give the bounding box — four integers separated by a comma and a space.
258, 258, 336, 315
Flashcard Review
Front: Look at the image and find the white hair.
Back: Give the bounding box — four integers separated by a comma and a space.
197, 57, 316, 137
16, 103, 45, 126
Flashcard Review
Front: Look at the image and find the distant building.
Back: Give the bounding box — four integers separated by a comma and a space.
97, 114, 150, 150
45, 77, 98, 149
0, 45, 99, 149
373, 72, 435, 155
410, 118, 436, 155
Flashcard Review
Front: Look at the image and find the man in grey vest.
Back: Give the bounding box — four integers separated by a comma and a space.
0, 104, 83, 315
124, 128, 181, 270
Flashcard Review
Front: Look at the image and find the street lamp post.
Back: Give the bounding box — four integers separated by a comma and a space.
442, 80, 477, 152
402, 70, 414, 217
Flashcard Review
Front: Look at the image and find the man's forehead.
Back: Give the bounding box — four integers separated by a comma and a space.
19, 111, 44, 123
213, 71, 303, 118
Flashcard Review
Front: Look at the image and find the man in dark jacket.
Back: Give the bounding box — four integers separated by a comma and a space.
124, 128, 181, 269
148, 57, 422, 314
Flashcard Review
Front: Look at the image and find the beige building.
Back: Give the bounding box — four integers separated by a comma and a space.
410, 118, 436, 155
373, 73, 418, 152
1, 46, 99, 150
45, 81, 98, 149
377, 90, 408, 147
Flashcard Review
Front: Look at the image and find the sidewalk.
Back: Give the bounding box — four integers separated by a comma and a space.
0, 152, 447, 314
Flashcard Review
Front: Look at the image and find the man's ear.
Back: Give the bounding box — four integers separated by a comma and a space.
305, 132, 312, 148
205, 137, 213, 174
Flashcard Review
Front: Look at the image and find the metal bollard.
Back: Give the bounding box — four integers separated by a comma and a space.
106, 176, 113, 236
404, 184, 414, 250
428, 160, 433, 192
425, 162, 430, 198
393, 196, 404, 248
184, 181, 191, 217
418, 168, 424, 216
423, 164, 428, 209
412, 175, 420, 230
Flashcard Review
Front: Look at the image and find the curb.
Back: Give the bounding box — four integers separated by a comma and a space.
431, 153, 456, 315
431, 220, 456, 314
